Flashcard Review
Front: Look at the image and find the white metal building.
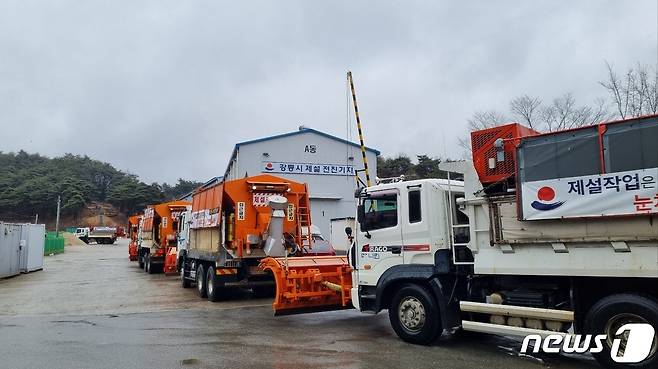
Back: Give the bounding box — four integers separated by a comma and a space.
224, 127, 379, 238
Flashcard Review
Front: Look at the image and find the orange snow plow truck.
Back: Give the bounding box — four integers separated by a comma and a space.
127, 214, 141, 261
179, 174, 333, 302
138, 200, 191, 274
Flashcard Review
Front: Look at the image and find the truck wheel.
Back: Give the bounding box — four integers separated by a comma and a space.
180, 259, 191, 288
389, 284, 442, 345
138, 254, 144, 269
144, 254, 150, 273
196, 264, 207, 298
147, 255, 155, 274
206, 267, 221, 302
584, 294, 658, 369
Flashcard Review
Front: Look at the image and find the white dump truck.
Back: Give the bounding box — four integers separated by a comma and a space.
76, 227, 117, 244
262, 114, 658, 369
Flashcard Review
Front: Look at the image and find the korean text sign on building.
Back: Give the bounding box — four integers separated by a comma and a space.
262, 161, 355, 176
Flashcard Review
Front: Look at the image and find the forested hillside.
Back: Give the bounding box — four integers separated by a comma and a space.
377, 154, 451, 180
0, 151, 202, 222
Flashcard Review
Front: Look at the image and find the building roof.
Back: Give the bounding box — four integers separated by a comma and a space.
200, 176, 223, 189
177, 176, 223, 200
224, 127, 380, 178
234, 127, 381, 155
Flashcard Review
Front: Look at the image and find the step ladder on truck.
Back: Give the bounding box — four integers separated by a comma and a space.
260, 114, 658, 369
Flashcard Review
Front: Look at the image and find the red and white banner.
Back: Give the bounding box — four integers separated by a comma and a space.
521, 168, 658, 220
190, 209, 219, 229
252, 192, 276, 207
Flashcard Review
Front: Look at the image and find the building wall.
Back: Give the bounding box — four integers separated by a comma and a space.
225, 130, 378, 238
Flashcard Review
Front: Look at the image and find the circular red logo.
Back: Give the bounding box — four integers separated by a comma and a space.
537, 186, 555, 201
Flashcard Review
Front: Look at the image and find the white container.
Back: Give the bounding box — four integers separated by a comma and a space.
0, 222, 23, 278
20, 223, 45, 273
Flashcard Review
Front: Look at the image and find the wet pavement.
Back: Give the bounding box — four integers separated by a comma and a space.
0, 239, 600, 369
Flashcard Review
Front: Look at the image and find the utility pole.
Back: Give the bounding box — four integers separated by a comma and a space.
55, 196, 61, 235
34, 214, 38, 224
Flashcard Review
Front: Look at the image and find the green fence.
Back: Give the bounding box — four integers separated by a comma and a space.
44, 232, 65, 255
65, 227, 77, 233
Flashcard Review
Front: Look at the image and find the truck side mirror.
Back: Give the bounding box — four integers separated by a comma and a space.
344, 226, 352, 237
357, 204, 365, 224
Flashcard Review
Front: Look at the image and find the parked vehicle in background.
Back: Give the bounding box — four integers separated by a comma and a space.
261, 115, 658, 369
301, 224, 335, 256
138, 200, 191, 274
175, 207, 192, 273
127, 215, 142, 261
330, 217, 355, 255
76, 227, 117, 245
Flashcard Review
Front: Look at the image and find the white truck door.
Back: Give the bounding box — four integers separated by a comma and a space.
400, 185, 431, 262
355, 189, 404, 287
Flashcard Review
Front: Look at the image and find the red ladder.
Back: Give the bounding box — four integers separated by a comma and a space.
294, 185, 313, 251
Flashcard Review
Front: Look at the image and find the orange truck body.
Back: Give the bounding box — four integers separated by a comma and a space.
181, 174, 318, 298
139, 200, 191, 274
190, 174, 311, 257
127, 214, 141, 261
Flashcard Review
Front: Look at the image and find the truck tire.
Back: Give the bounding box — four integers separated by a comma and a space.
584, 294, 658, 369
206, 267, 221, 302
180, 259, 191, 288
147, 255, 155, 274
196, 264, 207, 298
144, 254, 150, 273
138, 253, 144, 269
389, 284, 442, 345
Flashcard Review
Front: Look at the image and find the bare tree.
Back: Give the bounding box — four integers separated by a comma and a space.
466, 110, 509, 130
600, 61, 658, 118
540, 93, 610, 132
458, 110, 509, 154
510, 95, 542, 129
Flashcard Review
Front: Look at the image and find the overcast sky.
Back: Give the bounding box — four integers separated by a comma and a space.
1, 1, 656, 183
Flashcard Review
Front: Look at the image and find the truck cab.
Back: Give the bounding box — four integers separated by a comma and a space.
175, 207, 192, 272
349, 178, 466, 316
76, 227, 90, 239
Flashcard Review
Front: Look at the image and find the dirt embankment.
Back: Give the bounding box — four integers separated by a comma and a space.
1, 202, 129, 231
76, 202, 128, 228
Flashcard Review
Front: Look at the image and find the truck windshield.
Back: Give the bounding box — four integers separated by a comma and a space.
360, 194, 398, 231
